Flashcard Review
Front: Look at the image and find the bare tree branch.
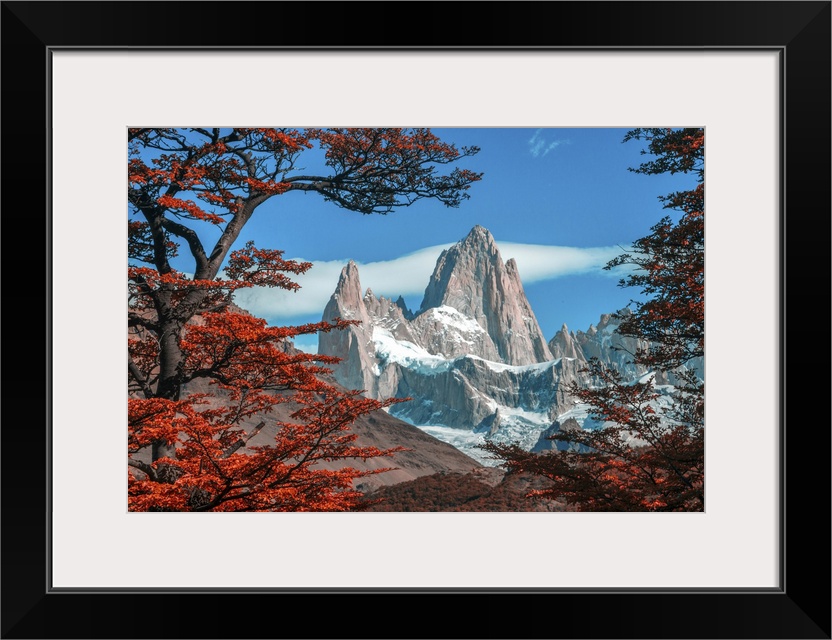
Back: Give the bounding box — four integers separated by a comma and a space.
128, 357, 155, 398
128, 458, 158, 481
222, 421, 266, 458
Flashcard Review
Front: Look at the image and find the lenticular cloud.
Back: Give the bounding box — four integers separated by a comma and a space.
234, 241, 623, 323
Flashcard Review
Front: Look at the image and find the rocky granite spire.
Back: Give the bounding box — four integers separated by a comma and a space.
318, 261, 377, 395
417, 225, 552, 365
548, 324, 587, 362
319, 260, 416, 396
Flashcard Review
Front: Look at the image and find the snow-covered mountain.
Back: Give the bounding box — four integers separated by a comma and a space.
317, 225, 685, 464
549, 311, 704, 388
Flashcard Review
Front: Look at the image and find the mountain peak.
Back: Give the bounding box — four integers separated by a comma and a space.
457, 225, 499, 256
338, 259, 360, 285
324, 260, 365, 316
548, 322, 584, 362
418, 226, 552, 365
394, 295, 414, 320
464, 224, 493, 241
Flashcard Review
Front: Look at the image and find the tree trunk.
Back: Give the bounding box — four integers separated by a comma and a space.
152, 316, 184, 462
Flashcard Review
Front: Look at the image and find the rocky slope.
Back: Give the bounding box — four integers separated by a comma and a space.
130, 336, 482, 493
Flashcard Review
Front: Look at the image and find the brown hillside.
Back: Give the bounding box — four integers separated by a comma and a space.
130, 371, 482, 492
360, 468, 574, 512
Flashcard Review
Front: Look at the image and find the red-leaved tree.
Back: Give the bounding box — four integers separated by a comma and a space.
128, 128, 481, 511
482, 128, 704, 512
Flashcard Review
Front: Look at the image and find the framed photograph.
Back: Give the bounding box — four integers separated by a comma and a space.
3, 1, 829, 638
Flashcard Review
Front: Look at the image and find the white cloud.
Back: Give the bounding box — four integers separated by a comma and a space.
500, 242, 623, 283
233, 243, 451, 322
528, 129, 568, 158
233, 240, 626, 324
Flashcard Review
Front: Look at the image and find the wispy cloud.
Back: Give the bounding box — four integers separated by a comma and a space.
528, 129, 568, 158
234, 244, 451, 322
500, 243, 623, 283
233, 241, 626, 324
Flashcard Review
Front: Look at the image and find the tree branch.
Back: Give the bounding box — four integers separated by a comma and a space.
128, 458, 158, 481
160, 217, 209, 274
128, 312, 159, 333
128, 357, 155, 398
222, 421, 266, 458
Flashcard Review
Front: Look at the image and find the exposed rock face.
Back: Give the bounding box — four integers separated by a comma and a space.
316, 225, 682, 461
410, 305, 500, 361
420, 225, 552, 365
317, 227, 582, 456
532, 417, 592, 453
548, 309, 682, 386
566, 309, 648, 379
385, 355, 588, 451
319, 227, 554, 396
317, 261, 378, 395
548, 323, 587, 363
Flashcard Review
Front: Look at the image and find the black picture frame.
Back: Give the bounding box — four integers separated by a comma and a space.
2, 2, 829, 638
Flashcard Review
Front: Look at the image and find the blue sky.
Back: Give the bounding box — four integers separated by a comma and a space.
164, 128, 695, 353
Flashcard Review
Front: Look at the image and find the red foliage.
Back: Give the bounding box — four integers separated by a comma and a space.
128, 306, 409, 512
127, 128, 480, 511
